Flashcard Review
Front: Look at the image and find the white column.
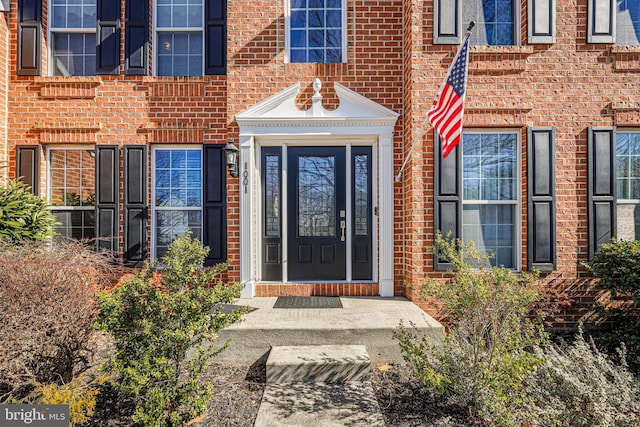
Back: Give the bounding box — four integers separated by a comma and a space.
378, 134, 395, 297
239, 135, 255, 298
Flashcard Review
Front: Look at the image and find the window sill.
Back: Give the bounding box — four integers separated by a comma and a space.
610, 46, 640, 71
468, 46, 534, 73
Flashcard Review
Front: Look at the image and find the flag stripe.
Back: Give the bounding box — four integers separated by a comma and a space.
427, 35, 471, 158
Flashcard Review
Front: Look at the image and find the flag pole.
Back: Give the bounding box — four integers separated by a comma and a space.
394, 21, 475, 183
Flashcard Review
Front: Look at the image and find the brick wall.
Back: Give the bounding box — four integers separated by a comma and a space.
401, 0, 640, 326
0, 8, 8, 179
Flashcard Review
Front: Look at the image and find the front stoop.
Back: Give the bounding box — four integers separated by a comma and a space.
254, 345, 385, 427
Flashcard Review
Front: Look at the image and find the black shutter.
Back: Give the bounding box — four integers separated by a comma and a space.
18, 0, 41, 76
434, 132, 462, 270
96, 0, 121, 74
588, 127, 616, 258
527, 127, 556, 271
205, 0, 226, 75
203, 145, 227, 266
124, 146, 147, 266
96, 146, 119, 253
433, 0, 460, 44
125, 0, 148, 75
528, 0, 556, 44
16, 145, 40, 195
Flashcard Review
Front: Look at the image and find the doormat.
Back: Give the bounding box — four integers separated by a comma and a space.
273, 296, 343, 309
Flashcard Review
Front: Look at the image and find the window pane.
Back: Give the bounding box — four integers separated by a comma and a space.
354, 154, 369, 236
49, 149, 96, 208
617, 204, 640, 240
298, 155, 335, 237
463, 204, 515, 268
617, 0, 640, 46
156, 32, 203, 76
289, 0, 342, 63
154, 149, 202, 259
617, 133, 640, 200
264, 154, 281, 237
463, 0, 514, 46
52, 33, 96, 76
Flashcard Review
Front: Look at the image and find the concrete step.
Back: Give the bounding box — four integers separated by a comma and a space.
266, 345, 370, 384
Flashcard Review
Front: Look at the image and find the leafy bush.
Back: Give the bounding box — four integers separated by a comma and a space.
0, 178, 56, 242
33, 374, 110, 426
584, 238, 640, 302
95, 234, 245, 427
0, 238, 114, 402
527, 327, 640, 426
394, 233, 548, 426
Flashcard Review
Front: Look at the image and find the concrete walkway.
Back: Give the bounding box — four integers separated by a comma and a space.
212, 297, 442, 427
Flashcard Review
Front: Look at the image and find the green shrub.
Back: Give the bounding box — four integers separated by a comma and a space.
95, 234, 245, 427
0, 179, 56, 242
527, 327, 640, 426
584, 238, 640, 302
394, 233, 548, 426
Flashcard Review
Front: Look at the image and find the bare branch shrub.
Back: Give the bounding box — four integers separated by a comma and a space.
0, 238, 115, 401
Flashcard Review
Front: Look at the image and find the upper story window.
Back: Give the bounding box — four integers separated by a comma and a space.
463, 0, 516, 46
287, 0, 345, 63
462, 131, 520, 268
48, 147, 96, 240
616, 132, 640, 240
616, 1, 640, 45
155, 0, 204, 76
50, 0, 97, 76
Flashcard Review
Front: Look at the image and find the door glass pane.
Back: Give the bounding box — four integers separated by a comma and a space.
354, 154, 368, 235
265, 154, 280, 237
298, 155, 335, 237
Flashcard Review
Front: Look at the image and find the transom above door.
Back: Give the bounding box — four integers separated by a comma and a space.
261, 145, 373, 282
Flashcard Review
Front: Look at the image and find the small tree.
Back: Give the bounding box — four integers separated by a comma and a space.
395, 233, 548, 426
0, 179, 56, 242
96, 234, 245, 427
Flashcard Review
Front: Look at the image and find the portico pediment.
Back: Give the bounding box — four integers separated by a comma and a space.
234, 80, 399, 135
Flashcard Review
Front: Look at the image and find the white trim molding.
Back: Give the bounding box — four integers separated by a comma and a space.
235, 80, 399, 297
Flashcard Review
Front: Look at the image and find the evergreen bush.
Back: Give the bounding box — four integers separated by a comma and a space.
0, 179, 56, 242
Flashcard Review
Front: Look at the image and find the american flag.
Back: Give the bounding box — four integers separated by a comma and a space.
427, 35, 471, 158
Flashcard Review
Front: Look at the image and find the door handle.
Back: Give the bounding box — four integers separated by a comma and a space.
340, 220, 346, 241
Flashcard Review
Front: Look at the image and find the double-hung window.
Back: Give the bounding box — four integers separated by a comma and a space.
463, 0, 516, 46
287, 0, 345, 63
156, 0, 204, 76
50, 0, 97, 76
48, 147, 96, 239
153, 148, 203, 259
616, 132, 640, 240
462, 132, 520, 268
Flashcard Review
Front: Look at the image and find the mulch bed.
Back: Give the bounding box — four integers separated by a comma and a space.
87, 360, 483, 427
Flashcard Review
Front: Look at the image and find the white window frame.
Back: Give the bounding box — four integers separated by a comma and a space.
153, 0, 205, 76
462, 0, 521, 46
284, 0, 348, 63
461, 129, 522, 270
48, 0, 97, 76
151, 145, 204, 261
615, 130, 640, 240
46, 145, 97, 239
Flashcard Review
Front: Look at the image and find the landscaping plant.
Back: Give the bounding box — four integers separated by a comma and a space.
0, 178, 56, 242
394, 233, 548, 426
0, 238, 114, 423
526, 327, 640, 427
95, 234, 245, 427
